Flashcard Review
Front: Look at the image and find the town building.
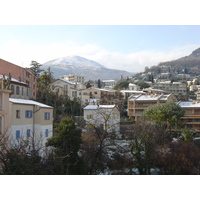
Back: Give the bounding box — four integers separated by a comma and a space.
128, 83, 140, 91
84, 105, 120, 134
59, 74, 85, 84
178, 101, 200, 130
0, 75, 31, 99
82, 87, 123, 106
0, 59, 37, 99
102, 80, 117, 89
0, 89, 11, 150
151, 81, 187, 100
128, 93, 177, 120
50, 78, 86, 100
8, 98, 53, 153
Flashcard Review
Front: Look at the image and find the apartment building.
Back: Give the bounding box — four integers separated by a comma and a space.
84, 105, 120, 134
128, 93, 177, 120
178, 101, 200, 130
59, 74, 85, 84
152, 81, 187, 100
8, 98, 53, 152
0, 59, 36, 99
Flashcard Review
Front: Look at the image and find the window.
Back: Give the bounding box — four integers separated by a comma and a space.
25, 110, 33, 118
44, 112, 50, 120
11, 85, 14, 94
27, 129, 31, 137
16, 110, 20, 118
106, 124, 110, 128
105, 115, 110, 120
16, 130, 20, 139
16, 86, 20, 95
45, 129, 49, 137
86, 114, 93, 119
114, 114, 119, 119
87, 124, 95, 128
26, 88, 29, 96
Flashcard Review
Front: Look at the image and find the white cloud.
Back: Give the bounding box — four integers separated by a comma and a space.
0, 40, 199, 73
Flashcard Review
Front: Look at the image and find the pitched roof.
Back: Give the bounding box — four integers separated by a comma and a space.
9, 98, 53, 108
84, 105, 116, 110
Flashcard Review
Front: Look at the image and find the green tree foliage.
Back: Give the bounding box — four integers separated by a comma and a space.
135, 80, 150, 89
143, 101, 185, 131
130, 120, 158, 175
29, 61, 44, 79
46, 117, 85, 174
114, 79, 130, 90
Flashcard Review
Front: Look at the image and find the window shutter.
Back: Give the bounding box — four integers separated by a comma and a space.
30, 111, 33, 118
48, 112, 50, 120
45, 129, 48, 137
27, 129, 31, 137
16, 130, 20, 139
25, 110, 28, 118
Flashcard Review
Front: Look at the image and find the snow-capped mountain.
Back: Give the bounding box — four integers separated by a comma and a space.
42, 56, 133, 81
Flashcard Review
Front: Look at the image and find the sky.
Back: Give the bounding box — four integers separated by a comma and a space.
0, 1, 200, 74
1, 25, 200, 73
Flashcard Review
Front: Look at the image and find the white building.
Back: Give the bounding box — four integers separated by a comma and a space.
83, 105, 120, 134
102, 80, 117, 89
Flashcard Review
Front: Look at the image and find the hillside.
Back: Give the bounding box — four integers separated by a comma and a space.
156, 47, 200, 74
41, 56, 133, 81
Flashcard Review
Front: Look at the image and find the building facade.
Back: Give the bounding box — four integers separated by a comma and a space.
84, 105, 120, 134
128, 93, 177, 120
0, 59, 36, 99
59, 74, 85, 84
8, 98, 53, 153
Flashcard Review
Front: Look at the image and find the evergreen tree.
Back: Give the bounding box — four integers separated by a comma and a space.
46, 117, 85, 174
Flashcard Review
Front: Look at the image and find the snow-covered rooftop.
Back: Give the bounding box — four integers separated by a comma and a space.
84, 105, 116, 110
129, 94, 171, 101
57, 78, 76, 85
178, 101, 200, 108
9, 98, 53, 108
0, 75, 27, 85
121, 90, 145, 94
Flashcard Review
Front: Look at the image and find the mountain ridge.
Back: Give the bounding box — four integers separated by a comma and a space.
41, 55, 133, 81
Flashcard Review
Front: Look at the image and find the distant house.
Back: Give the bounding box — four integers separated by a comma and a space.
128, 83, 140, 91
102, 80, 117, 89
85, 87, 124, 105
59, 74, 85, 84
8, 98, 53, 154
50, 78, 86, 100
84, 105, 120, 134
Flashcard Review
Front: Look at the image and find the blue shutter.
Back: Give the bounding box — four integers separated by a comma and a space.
48, 112, 50, 120
16, 130, 20, 139
44, 112, 46, 120
27, 129, 31, 137
25, 110, 28, 118
30, 111, 33, 118
45, 129, 48, 137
